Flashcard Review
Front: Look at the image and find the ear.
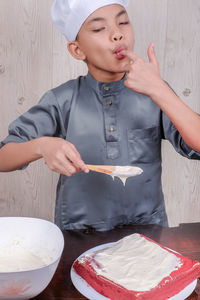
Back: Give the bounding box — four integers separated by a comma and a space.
67, 41, 86, 61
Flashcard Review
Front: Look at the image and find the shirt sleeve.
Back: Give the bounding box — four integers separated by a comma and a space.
160, 81, 200, 160
162, 111, 200, 160
0, 89, 68, 149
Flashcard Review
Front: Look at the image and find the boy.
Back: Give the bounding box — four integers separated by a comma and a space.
0, 0, 200, 231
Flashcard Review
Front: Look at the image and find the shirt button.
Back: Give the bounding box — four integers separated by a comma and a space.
104, 86, 110, 91
109, 125, 115, 132
107, 100, 112, 105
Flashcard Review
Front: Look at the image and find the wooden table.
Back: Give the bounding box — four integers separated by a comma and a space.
33, 223, 200, 299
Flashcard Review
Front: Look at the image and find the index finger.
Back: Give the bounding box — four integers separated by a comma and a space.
120, 50, 141, 63
71, 157, 89, 174
67, 145, 89, 173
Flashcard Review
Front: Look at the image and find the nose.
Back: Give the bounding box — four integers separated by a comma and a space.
113, 34, 123, 41
111, 28, 124, 42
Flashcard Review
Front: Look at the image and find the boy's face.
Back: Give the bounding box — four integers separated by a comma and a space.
71, 4, 135, 82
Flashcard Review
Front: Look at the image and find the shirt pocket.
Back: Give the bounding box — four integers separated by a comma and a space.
127, 126, 161, 164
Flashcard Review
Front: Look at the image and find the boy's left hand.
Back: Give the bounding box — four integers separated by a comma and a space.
121, 43, 165, 97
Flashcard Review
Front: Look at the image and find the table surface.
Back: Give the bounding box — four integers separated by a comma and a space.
33, 223, 200, 300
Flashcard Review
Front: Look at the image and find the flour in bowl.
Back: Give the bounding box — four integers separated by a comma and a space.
0, 240, 53, 272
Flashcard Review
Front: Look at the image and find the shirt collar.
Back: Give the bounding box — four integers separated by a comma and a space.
86, 72, 126, 96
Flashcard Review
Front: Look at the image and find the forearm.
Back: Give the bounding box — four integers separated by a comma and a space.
0, 137, 89, 176
0, 139, 44, 172
151, 82, 200, 152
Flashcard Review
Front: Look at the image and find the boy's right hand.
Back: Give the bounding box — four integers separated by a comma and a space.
38, 137, 89, 177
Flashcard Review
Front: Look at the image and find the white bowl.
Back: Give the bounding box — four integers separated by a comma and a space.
0, 217, 64, 299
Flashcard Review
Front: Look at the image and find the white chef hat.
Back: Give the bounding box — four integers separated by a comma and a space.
51, 0, 130, 42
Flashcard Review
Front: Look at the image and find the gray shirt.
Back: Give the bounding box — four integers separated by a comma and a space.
1, 72, 200, 230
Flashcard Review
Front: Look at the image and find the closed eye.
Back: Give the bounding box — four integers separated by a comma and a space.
119, 21, 129, 25
93, 27, 105, 32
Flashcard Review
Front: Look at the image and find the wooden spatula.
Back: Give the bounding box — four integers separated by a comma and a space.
86, 165, 143, 177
